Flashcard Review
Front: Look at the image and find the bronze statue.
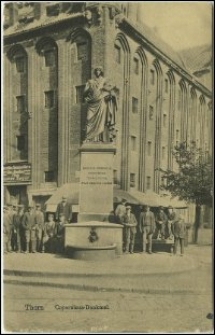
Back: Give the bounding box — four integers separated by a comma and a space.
83, 67, 117, 142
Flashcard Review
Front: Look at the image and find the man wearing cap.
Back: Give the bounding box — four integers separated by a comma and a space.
35, 204, 45, 252
55, 213, 67, 253
6, 204, 14, 252
42, 213, 56, 253
3, 206, 11, 253
56, 197, 73, 223
155, 206, 168, 239
115, 199, 127, 224
35, 204, 45, 248
139, 205, 155, 254
167, 206, 177, 239
172, 215, 186, 256
12, 204, 25, 252
123, 205, 137, 254
21, 205, 37, 253
11, 205, 19, 251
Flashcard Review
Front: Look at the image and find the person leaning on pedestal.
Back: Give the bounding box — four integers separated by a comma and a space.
139, 205, 155, 254
56, 196, 73, 223
115, 199, 127, 224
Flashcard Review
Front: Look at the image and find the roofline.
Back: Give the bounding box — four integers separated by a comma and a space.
3, 12, 85, 40
3, 10, 212, 98
118, 16, 212, 98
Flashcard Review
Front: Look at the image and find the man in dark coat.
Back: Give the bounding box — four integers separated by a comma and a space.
155, 206, 168, 239
12, 204, 25, 252
56, 196, 73, 223
35, 204, 45, 252
3, 206, 11, 253
21, 205, 36, 253
172, 215, 187, 256
167, 205, 177, 239
6, 204, 14, 252
55, 213, 67, 254
123, 205, 137, 254
139, 205, 155, 254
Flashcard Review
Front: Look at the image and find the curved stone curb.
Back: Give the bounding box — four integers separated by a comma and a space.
4, 278, 211, 295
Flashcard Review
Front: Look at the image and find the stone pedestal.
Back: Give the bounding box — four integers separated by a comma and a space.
64, 143, 123, 260
79, 143, 116, 222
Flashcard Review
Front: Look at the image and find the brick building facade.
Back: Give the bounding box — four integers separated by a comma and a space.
3, 3, 212, 222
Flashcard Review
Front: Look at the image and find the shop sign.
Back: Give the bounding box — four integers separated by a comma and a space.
4, 164, 31, 183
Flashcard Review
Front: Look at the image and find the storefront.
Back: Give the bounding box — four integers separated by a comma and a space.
4, 163, 31, 207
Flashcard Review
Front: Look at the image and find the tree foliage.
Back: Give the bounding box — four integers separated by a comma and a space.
160, 142, 213, 207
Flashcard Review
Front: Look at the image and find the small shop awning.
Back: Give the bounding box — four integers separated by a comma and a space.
45, 183, 79, 212
114, 189, 187, 208
45, 184, 187, 212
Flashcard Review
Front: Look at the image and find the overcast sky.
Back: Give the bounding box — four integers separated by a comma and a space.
138, 2, 212, 50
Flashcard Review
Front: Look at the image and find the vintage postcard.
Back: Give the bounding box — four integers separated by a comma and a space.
2, 1, 213, 333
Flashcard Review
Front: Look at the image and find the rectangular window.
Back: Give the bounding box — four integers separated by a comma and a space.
165, 79, 168, 93
133, 57, 139, 74
149, 105, 154, 120
132, 97, 138, 113
114, 44, 121, 64
163, 114, 167, 127
147, 141, 152, 156
44, 171, 55, 182
77, 42, 87, 60
16, 95, 25, 113
44, 91, 54, 109
75, 85, 85, 103
15, 56, 25, 73
150, 69, 155, 85
131, 136, 136, 151
16, 135, 25, 151
162, 146, 166, 159
44, 50, 56, 67
130, 173, 135, 188
146, 176, 151, 190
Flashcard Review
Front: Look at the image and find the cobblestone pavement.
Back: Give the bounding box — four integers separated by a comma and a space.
3, 245, 213, 333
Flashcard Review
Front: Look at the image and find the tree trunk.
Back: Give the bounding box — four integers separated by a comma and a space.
193, 203, 202, 243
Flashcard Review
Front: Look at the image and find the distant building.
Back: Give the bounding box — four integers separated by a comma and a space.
3, 3, 212, 223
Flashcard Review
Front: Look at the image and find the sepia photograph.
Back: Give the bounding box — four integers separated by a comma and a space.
2, 1, 213, 333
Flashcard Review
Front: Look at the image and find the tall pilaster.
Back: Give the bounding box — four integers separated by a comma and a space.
57, 39, 71, 186
28, 45, 42, 188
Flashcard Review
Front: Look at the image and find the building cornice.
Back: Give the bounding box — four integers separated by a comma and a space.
3, 12, 85, 43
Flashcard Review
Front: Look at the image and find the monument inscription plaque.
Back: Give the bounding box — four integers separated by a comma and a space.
79, 144, 116, 216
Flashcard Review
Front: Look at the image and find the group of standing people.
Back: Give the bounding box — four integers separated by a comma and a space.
115, 199, 187, 256
3, 196, 73, 254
